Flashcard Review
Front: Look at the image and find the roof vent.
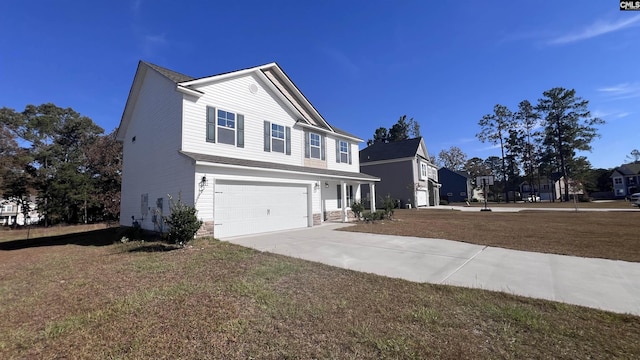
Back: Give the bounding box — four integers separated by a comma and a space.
249, 84, 258, 94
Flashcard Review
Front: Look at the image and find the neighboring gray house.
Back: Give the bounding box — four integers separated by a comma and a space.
611, 162, 640, 198
359, 137, 439, 208
438, 168, 472, 203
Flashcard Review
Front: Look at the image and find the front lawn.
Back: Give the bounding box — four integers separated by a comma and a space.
343, 209, 640, 262
0, 229, 639, 358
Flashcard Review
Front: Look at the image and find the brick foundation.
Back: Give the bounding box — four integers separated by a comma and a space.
312, 213, 322, 226
196, 221, 215, 238
324, 210, 356, 222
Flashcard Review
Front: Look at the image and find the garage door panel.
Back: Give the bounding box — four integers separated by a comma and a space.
417, 190, 428, 207
214, 181, 308, 238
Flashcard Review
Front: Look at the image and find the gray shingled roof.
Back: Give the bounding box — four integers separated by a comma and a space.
359, 137, 423, 163
143, 61, 194, 83
619, 163, 640, 175
180, 151, 379, 181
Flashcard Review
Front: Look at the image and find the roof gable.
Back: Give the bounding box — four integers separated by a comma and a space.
117, 61, 354, 143
359, 137, 426, 163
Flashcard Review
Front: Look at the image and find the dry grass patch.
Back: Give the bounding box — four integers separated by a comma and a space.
343, 209, 640, 262
0, 230, 639, 358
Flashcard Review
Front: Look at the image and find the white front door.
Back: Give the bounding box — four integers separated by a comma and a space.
214, 181, 308, 238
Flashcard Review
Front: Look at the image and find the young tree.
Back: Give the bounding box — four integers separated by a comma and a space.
437, 146, 467, 171
536, 88, 604, 201
477, 104, 514, 202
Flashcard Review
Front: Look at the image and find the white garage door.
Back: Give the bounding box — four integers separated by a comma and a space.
214, 181, 308, 238
416, 190, 428, 207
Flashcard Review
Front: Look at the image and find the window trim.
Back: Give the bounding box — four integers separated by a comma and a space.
309, 133, 321, 159
614, 177, 623, 185
420, 162, 428, 180
271, 123, 285, 153
216, 109, 237, 146
336, 139, 351, 164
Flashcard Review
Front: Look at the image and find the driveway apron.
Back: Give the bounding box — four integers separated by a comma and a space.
224, 223, 640, 315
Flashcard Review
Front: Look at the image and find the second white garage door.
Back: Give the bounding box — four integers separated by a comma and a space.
416, 190, 428, 207
214, 181, 309, 238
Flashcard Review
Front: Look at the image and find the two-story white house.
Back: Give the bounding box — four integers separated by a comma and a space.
116, 61, 379, 239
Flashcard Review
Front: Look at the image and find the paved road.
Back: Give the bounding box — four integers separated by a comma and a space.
225, 223, 640, 316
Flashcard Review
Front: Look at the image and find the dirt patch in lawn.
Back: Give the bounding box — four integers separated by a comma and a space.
342, 209, 640, 262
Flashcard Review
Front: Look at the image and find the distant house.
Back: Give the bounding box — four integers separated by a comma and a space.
519, 178, 555, 201
0, 197, 39, 226
438, 168, 472, 203
116, 61, 379, 239
611, 163, 640, 198
359, 137, 440, 208
518, 176, 584, 201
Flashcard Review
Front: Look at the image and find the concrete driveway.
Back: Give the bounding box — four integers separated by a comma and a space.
225, 223, 640, 316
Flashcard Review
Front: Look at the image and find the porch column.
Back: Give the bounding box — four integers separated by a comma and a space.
369, 182, 376, 212
341, 181, 348, 222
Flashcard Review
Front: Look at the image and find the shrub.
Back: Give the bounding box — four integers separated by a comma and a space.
440, 200, 449, 205
471, 198, 479, 202
381, 195, 396, 219
163, 194, 203, 246
362, 210, 387, 222
350, 201, 365, 220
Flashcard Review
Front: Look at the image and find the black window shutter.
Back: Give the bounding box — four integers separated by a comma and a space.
304, 131, 310, 158
206, 106, 216, 143
237, 114, 244, 148
264, 121, 271, 152
335, 139, 340, 163
348, 142, 352, 164
285, 126, 291, 155
321, 135, 325, 160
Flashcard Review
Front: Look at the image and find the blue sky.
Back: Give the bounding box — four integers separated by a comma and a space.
1, 1, 638, 169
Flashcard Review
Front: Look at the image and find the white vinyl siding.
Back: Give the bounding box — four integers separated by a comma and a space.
182, 73, 302, 165
119, 68, 194, 230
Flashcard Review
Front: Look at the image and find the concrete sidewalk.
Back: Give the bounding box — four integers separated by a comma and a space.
225, 223, 640, 316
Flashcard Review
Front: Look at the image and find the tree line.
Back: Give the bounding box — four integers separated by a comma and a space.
0, 103, 121, 226
438, 87, 606, 202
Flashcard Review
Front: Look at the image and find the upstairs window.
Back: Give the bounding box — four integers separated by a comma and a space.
305, 132, 325, 160
206, 107, 244, 147
336, 140, 351, 164
217, 109, 236, 145
271, 123, 285, 153
264, 121, 290, 155
310, 133, 321, 159
614, 178, 623, 185
420, 162, 428, 180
